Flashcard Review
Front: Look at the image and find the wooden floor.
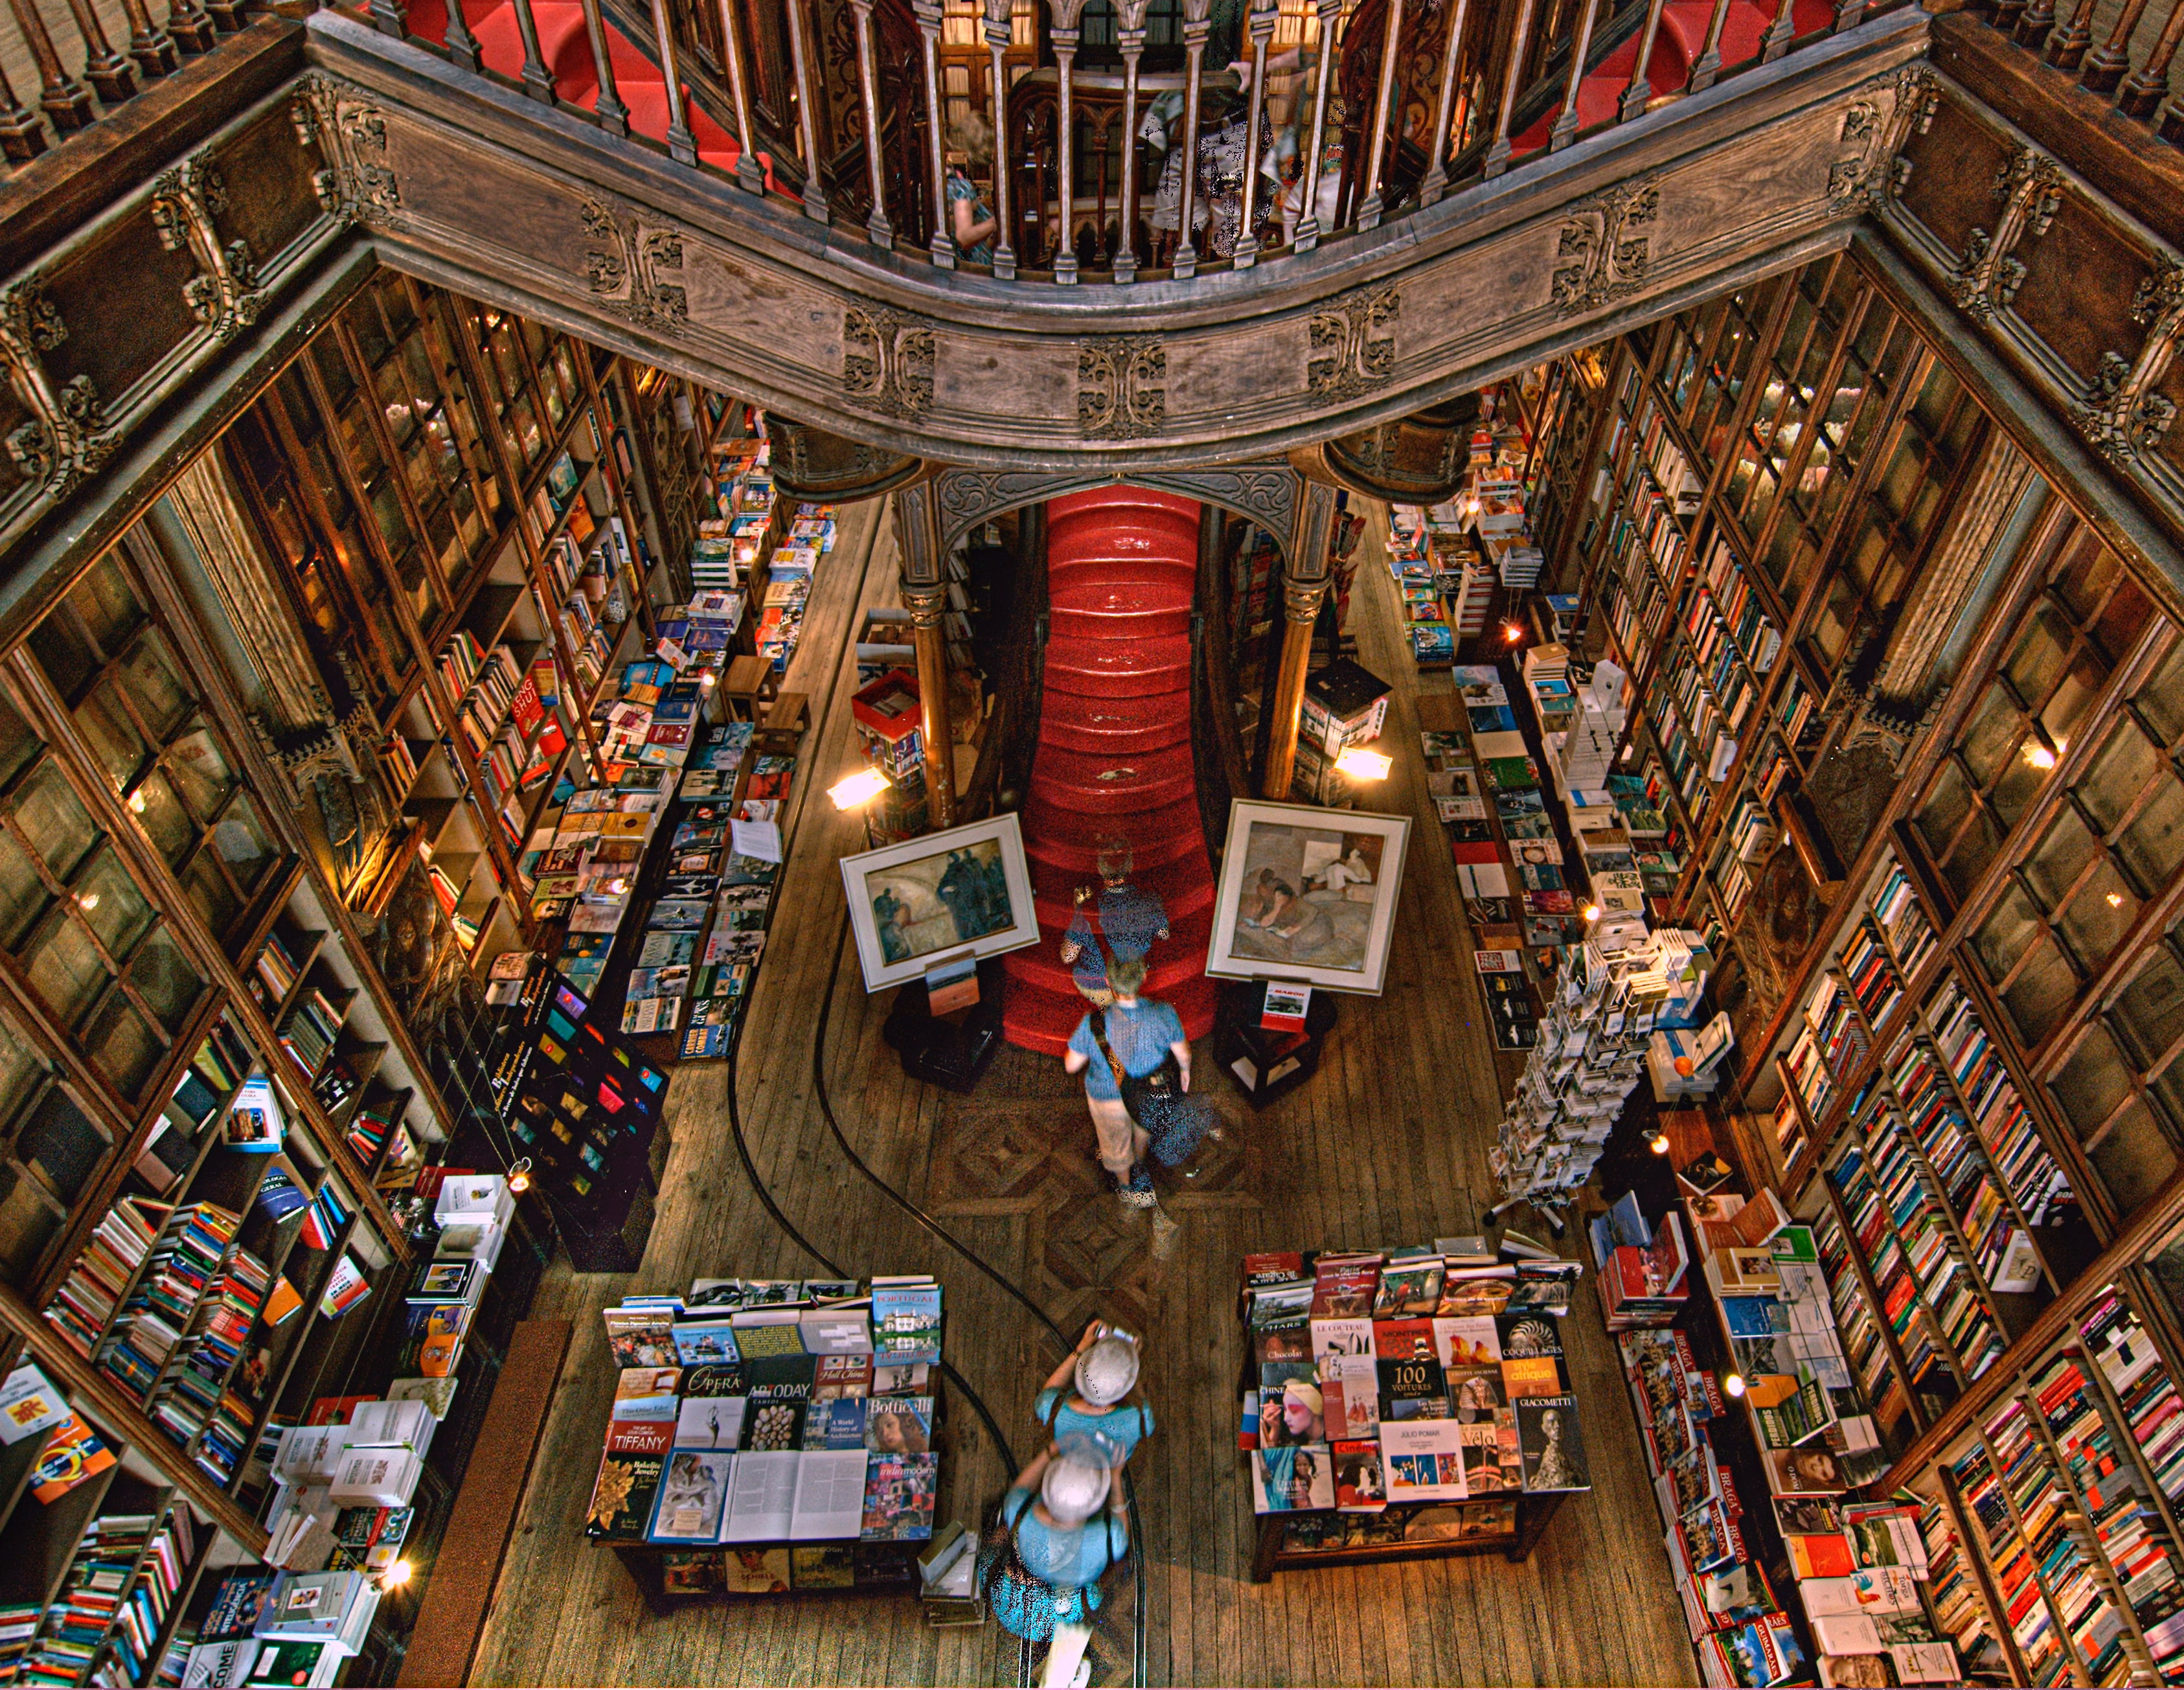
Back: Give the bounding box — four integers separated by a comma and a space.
467, 497, 1699, 1688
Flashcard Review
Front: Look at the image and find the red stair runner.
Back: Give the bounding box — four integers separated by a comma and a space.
393, 0, 780, 183
1509, 0, 1836, 155
1003, 487, 1219, 1056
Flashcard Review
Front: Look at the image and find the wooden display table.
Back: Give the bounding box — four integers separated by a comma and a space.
1250, 1489, 1571, 1580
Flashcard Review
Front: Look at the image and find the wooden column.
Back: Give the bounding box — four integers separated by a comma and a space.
892, 479, 957, 830
1261, 475, 1342, 800
904, 582, 957, 827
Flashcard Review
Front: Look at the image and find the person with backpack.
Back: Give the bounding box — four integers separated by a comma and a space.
1036, 1321, 1155, 1468
1061, 953, 1189, 1209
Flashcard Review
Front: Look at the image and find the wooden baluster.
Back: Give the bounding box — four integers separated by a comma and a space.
787, 0, 828, 217
1051, 0, 1089, 281
1482, 0, 1536, 176
117, 0, 176, 78
442, 0, 484, 73
2158, 90, 2183, 141
60, 0, 139, 102
0, 56, 48, 159
1233, 0, 1278, 263
851, 0, 893, 242
1293, 0, 1341, 239
913, 0, 953, 265
1549, 0, 1602, 147
368, 0, 406, 40
1172, 0, 1210, 273
510, 0, 556, 100
718, 0, 764, 189
1112, 0, 1147, 280
569, 0, 622, 130
165, 0, 212, 54
981, 0, 1014, 274
2044, 0, 2097, 67
1760, 0, 1797, 59
1357, 0, 1404, 217
1992, 0, 2030, 34
2010, 0, 2054, 47
2082, 0, 2154, 89
647, 0, 698, 161
7, 0, 93, 128
1420, 0, 1473, 201
1687, 0, 1735, 90
1619, 0, 1668, 117
2117, 0, 2184, 115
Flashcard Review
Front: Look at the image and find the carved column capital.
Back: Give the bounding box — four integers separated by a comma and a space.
1283, 573, 1330, 623
902, 578, 948, 622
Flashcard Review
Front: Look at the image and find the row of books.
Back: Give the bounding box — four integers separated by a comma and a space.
276, 988, 345, 1084
45, 1197, 168, 1362
14, 1505, 159, 1686
96, 1203, 242, 1404
148, 1244, 271, 1484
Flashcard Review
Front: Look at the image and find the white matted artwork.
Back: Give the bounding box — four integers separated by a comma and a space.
1205, 801, 1411, 992
838, 813, 1040, 991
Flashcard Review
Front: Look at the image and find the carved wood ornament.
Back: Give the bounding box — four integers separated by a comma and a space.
1550, 177, 1662, 319
1949, 143, 2065, 322
0, 275, 115, 500
1306, 284, 1401, 400
843, 305, 937, 421
150, 149, 264, 345
2073, 261, 2184, 469
1077, 334, 1167, 439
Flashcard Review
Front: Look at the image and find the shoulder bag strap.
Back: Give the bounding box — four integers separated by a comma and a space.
1087, 1009, 1130, 1093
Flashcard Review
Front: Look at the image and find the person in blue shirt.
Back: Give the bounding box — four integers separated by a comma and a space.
1034, 1320, 1155, 1468
1060, 837, 1170, 1002
1062, 953, 1189, 1208
985, 1441, 1129, 1641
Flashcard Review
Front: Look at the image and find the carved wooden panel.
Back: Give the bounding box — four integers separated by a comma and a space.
0, 89, 347, 569
304, 5, 1929, 471
2009, 198, 2157, 391
1879, 73, 2184, 554
1895, 97, 2008, 260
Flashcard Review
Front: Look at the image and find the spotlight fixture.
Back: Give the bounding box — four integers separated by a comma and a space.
1649, 1130, 1672, 1156
829, 766, 891, 810
1503, 622, 1525, 645
383, 1559, 414, 1588
2022, 728, 2064, 771
1582, 904, 1602, 922
507, 1157, 532, 1196
1334, 747, 1393, 781
2108, 892, 2124, 907
1722, 1372, 1747, 1399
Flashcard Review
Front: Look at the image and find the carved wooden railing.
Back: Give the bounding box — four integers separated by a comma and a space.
1956, 0, 2181, 143
0, 0, 262, 172
326, 0, 1907, 284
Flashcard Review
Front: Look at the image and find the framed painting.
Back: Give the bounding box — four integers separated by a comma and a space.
838, 813, 1040, 990
1206, 801, 1411, 992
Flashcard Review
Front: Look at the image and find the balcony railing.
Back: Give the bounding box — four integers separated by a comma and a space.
0, 0, 262, 170
1957, 0, 2182, 142
332, 0, 1913, 286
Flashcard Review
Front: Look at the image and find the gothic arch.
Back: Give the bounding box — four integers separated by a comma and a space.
931, 463, 1301, 557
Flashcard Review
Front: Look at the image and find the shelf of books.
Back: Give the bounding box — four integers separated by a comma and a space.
584, 1275, 948, 1606
1236, 1244, 1590, 1581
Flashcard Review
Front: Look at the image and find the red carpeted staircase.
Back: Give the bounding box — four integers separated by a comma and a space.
395, 0, 780, 183
1002, 488, 1220, 1056
1510, 0, 1836, 155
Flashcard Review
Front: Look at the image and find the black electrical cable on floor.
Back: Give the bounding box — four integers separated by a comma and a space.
806, 913, 1149, 1690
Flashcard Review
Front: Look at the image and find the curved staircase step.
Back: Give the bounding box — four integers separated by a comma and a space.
1029, 743, 1199, 813
1040, 634, 1192, 697
1037, 689, 1194, 755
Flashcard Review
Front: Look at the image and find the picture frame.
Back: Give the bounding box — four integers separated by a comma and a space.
837, 814, 1040, 992
1205, 801, 1411, 993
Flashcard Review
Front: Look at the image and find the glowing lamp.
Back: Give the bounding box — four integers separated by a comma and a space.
507, 1157, 532, 1196
383, 1559, 414, 1588
1722, 1372, 1747, 1399
1582, 904, 1602, 922
829, 767, 891, 810
1649, 1131, 1672, 1156
1334, 747, 1393, 781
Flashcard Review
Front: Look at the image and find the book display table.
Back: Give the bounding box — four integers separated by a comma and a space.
1236, 1244, 1591, 1583
1213, 980, 1339, 1109
582, 1275, 951, 1617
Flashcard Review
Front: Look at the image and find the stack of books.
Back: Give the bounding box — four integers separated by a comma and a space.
97, 1202, 241, 1402
43, 1196, 168, 1359
277, 987, 345, 1082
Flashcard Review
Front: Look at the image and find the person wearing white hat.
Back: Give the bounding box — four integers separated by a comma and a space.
979, 1439, 1131, 1652
1034, 1319, 1156, 1468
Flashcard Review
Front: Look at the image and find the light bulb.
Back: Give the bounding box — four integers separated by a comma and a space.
76, 892, 99, 911
2108, 892, 2124, 907
1582, 904, 1602, 922
2022, 740, 2058, 771
1722, 1372, 1747, 1399
1503, 622, 1525, 645
383, 1558, 413, 1587
1649, 1131, 1671, 1155
127, 790, 146, 813
1334, 747, 1393, 781
507, 1157, 532, 1195
829, 767, 891, 809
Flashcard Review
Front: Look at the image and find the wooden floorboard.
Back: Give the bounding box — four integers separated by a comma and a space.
466, 499, 1696, 1687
